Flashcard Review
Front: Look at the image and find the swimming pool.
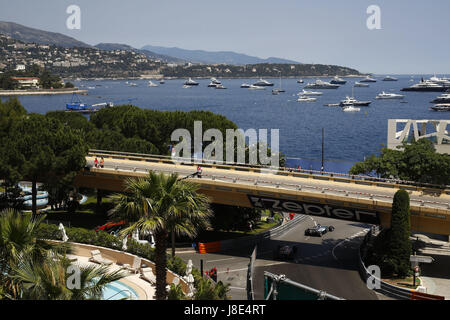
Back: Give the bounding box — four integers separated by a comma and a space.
102, 280, 139, 300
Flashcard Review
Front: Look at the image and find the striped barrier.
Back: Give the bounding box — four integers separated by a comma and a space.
198, 241, 221, 254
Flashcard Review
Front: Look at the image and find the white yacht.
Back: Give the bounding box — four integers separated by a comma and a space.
375, 91, 405, 99
354, 81, 369, 87
215, 84, 227, 89
330, 76, 347, 85
148, 80, 159, 87
382, 76, 398, 81
159, 79, 165, 84
342, 105, 361, 112
297, 95, 317, 102
240, 83, 251, 88
431, 93, 450, 104
208, 78, 222, 87
305, 79, 340, 89
297, 79, 304, 84
340, 96, 371, 106
430, 103, 450, 111
401, 80, 446, 92
297, 89, 323, 96
253, 78, 274, 86
248, 84, 266, 90
360, 75, 377, 83
184, 78, 199, 86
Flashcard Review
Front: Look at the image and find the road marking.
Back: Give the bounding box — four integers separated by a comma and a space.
228, 286, 247, 290
332, 229, 370, 261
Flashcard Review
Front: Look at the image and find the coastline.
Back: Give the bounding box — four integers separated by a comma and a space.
0, 88, 88, 96
63, 74, 367, 81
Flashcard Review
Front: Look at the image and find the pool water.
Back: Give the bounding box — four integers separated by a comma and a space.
102, 280, 139, 300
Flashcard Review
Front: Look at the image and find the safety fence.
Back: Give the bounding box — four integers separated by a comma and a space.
87, 149, 450, 195
358, 232, 445, 300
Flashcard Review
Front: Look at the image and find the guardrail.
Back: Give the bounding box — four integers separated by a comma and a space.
87, 149, 450, 195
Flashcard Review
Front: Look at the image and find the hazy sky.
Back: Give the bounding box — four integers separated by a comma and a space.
1, 0, 449, 74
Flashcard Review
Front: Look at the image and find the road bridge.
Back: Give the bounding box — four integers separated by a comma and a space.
74, 150, 450, 235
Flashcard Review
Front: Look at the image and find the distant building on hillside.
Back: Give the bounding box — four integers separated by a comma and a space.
11, 77, 40, 89
15, 64, 26, 71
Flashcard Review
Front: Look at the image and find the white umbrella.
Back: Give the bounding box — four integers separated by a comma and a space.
58, 223, 69, 242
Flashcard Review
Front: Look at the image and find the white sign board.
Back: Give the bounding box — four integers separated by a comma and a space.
410, 255, 434, 264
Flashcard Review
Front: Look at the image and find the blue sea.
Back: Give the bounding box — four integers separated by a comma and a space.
13, 75, 450, 172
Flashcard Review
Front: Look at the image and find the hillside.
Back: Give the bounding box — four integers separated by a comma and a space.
95, 43, 186, 64
142, 45, 301, 65
0, 21, 92, 48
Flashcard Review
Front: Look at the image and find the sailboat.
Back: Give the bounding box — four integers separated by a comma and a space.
272, 71, 285, 94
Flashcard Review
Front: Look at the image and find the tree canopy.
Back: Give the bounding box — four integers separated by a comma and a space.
349, 139, 450, 186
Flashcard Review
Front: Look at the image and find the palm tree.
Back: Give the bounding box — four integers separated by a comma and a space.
0, 208, 125, 300
8, 252, 126, 300
0, 209, 69, 276
110, 171, 212, 300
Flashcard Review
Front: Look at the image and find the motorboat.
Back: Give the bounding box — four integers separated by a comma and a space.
253, 78, 274, 86
148, 80, 159, 87
184, 78, 199, 86
304, 79, 340, 89
382, 76, 398, 81
297, 89, 323, 96
128, 82, 137, 87
248, 84, 266, 90
240, 83, 251, 88
182, 84, 193, 89
401, 80, 447, 92
354, 81, 369, 87
430, 103, 450, 111
375, 91, 405, 99
297, 79, 304, 84
360, 75, 377, 82
215, 84, 227, 89
208, 78, 222, 87
342, 105, 361, 112
297, 95, 317, 102
339, 96, 371, 106
330, 76, 347, 85
272, 88, 285, 95
160, 79, 165, 84
431, 93, 450, 104
429, 75, 450, 86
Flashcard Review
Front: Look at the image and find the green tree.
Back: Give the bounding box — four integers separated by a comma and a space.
5, 114, 88, 216
388, 189, 412, 276
366, 190, 412, 277
350, 140, 450, 186
110, 172, 212, 300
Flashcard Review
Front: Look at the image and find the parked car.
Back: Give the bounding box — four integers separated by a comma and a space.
304, 224, 334, 237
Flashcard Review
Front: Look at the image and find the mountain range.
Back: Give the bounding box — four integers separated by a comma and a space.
0, 21, 92, 48
0, 21, 302, 66
141, 45, 301, 65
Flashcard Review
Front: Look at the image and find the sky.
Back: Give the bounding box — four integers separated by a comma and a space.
0, 0, 449, 74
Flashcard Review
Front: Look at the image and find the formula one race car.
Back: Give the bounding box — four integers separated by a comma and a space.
304, 224, 335, 237
273, 244, 298, 260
